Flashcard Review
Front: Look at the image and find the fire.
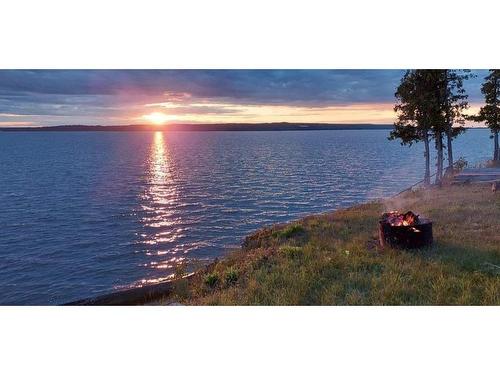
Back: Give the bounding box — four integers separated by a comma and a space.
381, 211, 420, 226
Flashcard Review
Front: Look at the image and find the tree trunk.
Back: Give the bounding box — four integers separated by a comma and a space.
435, 132, 443, 185
446, 126, 453, 169
424, 131, 431, 186
494, 130, 499, 161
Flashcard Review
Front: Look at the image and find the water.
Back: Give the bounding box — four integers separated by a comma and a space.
0, 129, 492, 304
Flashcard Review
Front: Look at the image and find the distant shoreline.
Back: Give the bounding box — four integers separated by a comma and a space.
0, 123, 395, 132
1, 123, 488, 132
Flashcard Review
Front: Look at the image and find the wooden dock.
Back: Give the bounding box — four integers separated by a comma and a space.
453, 168, 500, 184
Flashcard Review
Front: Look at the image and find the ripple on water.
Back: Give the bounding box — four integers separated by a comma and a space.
0, 129, 493, 304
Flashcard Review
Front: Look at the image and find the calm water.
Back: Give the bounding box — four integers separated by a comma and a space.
0, 129, 492, 304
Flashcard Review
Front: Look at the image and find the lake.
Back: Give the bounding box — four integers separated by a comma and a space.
0, 129, 492, 304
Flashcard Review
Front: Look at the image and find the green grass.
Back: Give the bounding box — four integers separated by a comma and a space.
224, 267, 239, 286
273, 224, 305, 239
203, 272, 219, 288
163, 185, 500, 305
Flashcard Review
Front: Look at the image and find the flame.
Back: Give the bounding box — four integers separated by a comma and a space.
381, 211, 419, 226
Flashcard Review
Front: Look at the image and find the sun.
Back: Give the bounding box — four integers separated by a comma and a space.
143, 112, 170, 125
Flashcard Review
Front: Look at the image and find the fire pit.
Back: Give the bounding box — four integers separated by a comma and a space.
379, 211, 433, 249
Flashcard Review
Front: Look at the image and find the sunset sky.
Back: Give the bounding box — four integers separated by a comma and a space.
0, 70, 488, 127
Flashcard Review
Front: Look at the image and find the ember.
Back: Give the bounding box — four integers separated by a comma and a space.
379, 210, 433, 249
381, 210, 420, 226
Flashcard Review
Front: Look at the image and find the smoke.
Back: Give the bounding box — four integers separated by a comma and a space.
381, 187, 435, 217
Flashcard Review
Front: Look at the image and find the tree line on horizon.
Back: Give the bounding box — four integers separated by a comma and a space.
390, 69, 500, 186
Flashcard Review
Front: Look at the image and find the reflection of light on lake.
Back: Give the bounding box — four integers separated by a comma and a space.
145, 132, 179, 227
135, 131, 184, 286
149, 132, 170, 203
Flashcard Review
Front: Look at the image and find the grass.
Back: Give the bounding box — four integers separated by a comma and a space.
203, 272, 219, 288
224, 267, 239, 285
272, 224, 305, 239
160, 184, 500, 305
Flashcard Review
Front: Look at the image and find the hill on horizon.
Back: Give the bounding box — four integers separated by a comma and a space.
0, 122, 394, 132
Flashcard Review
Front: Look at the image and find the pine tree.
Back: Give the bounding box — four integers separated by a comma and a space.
440, 70, 471, 171
474, 70, 500, 162
390, 70, 442, 186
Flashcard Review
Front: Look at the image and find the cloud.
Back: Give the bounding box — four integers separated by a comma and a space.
0, 70, 407, 103
0, 70, 489, 126
0, 121, 35, 126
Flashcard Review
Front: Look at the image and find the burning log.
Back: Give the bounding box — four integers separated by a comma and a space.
379, 210, 433, 249
381, 211, 420, 226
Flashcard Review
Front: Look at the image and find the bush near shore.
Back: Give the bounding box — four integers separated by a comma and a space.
163, 185, 500, 305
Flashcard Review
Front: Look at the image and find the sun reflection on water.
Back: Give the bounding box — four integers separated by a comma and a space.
134, 131, 186, 286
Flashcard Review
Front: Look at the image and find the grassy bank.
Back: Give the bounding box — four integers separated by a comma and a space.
163, 185, 500, 305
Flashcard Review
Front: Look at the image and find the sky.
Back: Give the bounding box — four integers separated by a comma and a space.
0, 70, 489, 127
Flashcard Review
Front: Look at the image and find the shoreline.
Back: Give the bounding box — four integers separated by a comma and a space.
63, 183, 500, 306
63, 201, 381, 306
2, 123, 394, 132
2, 124, 489, 132
158, 183, 500, 305
1, 122, 489, 132
63, 274, 195, 306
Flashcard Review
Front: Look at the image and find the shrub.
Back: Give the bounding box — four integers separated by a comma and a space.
454, 157, 468, 171
224, 267, 239, 285
204, 272, 219, 288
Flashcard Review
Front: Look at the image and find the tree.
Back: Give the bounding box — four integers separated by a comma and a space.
390, 70, 443, 186
473, 70, 500, 161
440, 70, 472, 170
415, 70, 472, 184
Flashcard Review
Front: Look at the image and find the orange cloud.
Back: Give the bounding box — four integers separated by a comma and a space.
0, 121, 35, 126
140, 102, 397, 124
